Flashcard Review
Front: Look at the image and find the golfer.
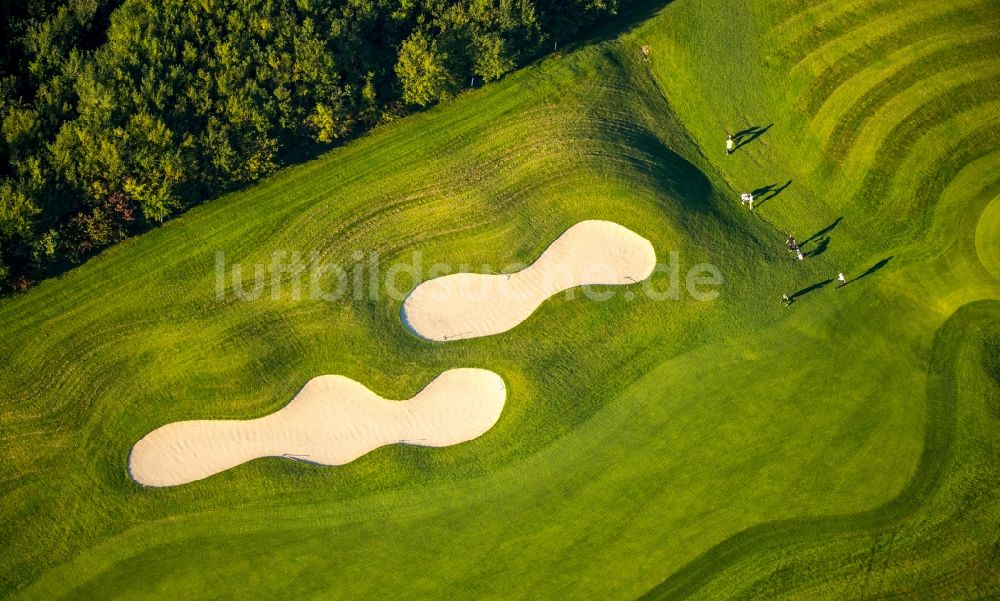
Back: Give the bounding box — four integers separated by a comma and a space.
837, 272, 847, 286
726, 134, 735, 155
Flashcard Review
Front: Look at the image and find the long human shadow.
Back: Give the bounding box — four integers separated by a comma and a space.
789, 277, 834, 302
733, 124, 773, 150
805, 237, 830, 258
803, 216, 843, 245
846, 256, 893, 285
751, 179, 792, 208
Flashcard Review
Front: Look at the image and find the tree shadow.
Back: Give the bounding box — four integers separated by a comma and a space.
846, 256, 893, 285
803, 216, 843, 245
805, 237, 830, 258
733, 124, 772, 150
788, 277, 834, 302
751, 179, 792, 208
564, 0, 676, 48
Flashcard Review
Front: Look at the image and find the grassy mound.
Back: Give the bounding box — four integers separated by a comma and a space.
1, 0, 998, 598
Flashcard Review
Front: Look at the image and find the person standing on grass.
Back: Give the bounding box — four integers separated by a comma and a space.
796, 248, 804, 261
781, 294, 792, 306
837, 272, 847, 287
741, 192, 754, 209
726, 134, 735, 155
786, 235, 798, 251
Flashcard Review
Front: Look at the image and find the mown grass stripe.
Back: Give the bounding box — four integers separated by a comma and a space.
638, 301, 1000, 601
771, 0, 900, 61
902, 120, 1000, 244
3, 1, 1000, 598
792, 0, 994, 116
836, 75, 1000, 206
818, 33, 1000, 165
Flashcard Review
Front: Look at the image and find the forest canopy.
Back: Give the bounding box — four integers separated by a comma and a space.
0, 0, 620, 290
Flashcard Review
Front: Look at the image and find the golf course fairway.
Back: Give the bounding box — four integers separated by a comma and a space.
1, 0, 998, 598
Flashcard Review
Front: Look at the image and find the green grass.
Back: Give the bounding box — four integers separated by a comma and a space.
641, 300, 1000, 599
1, 0, 999, 598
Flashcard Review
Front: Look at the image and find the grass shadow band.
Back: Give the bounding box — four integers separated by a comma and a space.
637, 300, 999, 600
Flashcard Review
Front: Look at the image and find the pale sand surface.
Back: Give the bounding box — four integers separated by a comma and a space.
129, 368, 506, 487
402, 220, 656, 341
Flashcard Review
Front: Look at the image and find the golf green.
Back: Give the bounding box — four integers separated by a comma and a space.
1, 0, 998, 598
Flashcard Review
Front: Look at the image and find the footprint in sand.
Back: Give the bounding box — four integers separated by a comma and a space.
401, 220, 657, 341
128, 368, 506, 487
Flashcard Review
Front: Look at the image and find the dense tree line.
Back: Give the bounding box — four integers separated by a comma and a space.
0, 0, 619, 290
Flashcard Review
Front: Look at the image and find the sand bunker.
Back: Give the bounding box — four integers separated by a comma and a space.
128, 368, 506, 487
402, 220, 656, 341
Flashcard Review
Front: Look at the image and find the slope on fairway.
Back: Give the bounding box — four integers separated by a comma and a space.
1, 0, 999, 599
634, 0, 1000, 596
